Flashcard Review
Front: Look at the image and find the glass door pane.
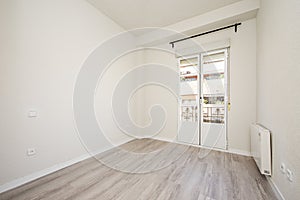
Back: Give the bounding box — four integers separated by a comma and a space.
200, 49, 228, 149
178, 56, 199, 145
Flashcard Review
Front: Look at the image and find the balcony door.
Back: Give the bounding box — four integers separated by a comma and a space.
177, 49, 228, 149
200, 49, 228, 149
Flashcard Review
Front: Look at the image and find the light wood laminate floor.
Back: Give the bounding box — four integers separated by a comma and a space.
0, 139, 277, 200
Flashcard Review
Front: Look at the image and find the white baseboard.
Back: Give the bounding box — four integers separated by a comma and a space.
154, 137, 251, 157
227, 148, 251, 157
0, 154, 91, 194
266, 176, 285, 200
0, 138, 133, 194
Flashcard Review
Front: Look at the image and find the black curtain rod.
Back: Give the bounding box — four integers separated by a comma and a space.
169, 22, 242, 48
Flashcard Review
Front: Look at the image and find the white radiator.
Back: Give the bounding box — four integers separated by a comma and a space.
250, 123, 272, 176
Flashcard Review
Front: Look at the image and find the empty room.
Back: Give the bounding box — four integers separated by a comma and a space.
0, 0, 299, 199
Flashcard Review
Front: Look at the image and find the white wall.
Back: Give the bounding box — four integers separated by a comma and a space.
135, 19, 256, 154
100, 48, 179, 141
94, 50, 148, 143
0, 0, 126, 188
131, 49, 178, 141
256, 0, 300, 199
225, 18, 256, 153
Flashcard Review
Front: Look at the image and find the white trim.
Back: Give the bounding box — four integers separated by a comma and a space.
0, 138, 133, 194
0, 154, 90, 193
227, 148, 251, 157
154, 137, 250, 157
266, 176, 286, 200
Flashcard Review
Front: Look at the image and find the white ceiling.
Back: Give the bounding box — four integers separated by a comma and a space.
87, 0, 242, 30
